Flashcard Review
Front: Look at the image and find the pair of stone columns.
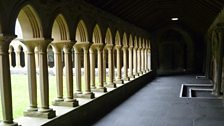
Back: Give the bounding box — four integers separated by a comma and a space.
22, 38, 55, 119
51, 41, 78, 107
90, 43, 107, 92
74, 42, 94, 99
104, 44, 116, 88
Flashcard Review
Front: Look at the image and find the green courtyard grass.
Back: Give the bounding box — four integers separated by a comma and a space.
0, 74, 103, 120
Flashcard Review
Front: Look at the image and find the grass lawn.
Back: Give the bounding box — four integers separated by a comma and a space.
0, 74, 102, 120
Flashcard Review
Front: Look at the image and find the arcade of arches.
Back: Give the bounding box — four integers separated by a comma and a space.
0, 1, 151, 125
1, 0, 224, 126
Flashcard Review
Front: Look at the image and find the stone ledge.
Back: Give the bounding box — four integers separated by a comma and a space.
23, 109, 56, 119
74, 92, 95, 99
43, 71, 154, 126
52, 100, 79, 107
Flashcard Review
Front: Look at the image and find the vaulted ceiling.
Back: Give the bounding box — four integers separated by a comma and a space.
84, 0, 224, 35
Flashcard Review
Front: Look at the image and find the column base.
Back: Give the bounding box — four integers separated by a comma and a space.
123, 77, 130, 81
91, 86, 96, 89
212, 91, 221, 96
105, 82, 117, 88
92, 87, 107, 93
134, 73, 140, 77
138, 72, 143, 76
129, 75, 135, 79
114, 79, 124, 84
0, 122, 18, 126
52, 99, 79, 107
24, 108, 56, 119
74, 92, 95, 99
26, 107, 38, 112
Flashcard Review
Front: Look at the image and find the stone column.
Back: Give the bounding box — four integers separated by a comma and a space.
89, 47, 96, 89
213, 26, 224, 96
115, 46, 124, 84
0, 35, 18, 126
94, 45, 107, 92
63, 43, 78, 106
148, 49, 151, 71
133, 47, 138, 76
145, 48, 148, 72
141, 48, 145, 73
137, 47, 142, 75
74, 46, 82, 94
128, 46, 134, 78
103, 49, 107, 85
83, 46, 94, 98
123, 47, 130, 81
51, 43, 64, 102
35, 48, 39, 68
22, 40, 38, 113
15, 46, 21, 68
38, 39, 55, 118
106, 45, 116, 88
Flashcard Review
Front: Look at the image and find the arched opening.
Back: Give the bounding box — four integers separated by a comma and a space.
76, 20, 88, 43
90, 24, 103, 89
114, 30, 123, 83
158, 29, 188, 74
74, 20, 90, 94
122, 32, 129, 80
50, 13, 76, 104
2, 5, 44, 120
128, 34, 134, 78
103, 28, 113, 83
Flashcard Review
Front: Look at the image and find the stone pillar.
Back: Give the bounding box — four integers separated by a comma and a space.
63, 43, 78, 106
213, 26, 224, 96
106, 45, 116, 88
0, 35, 18, 126
51, 43, 64, 102
137, 47, 142, 75
128, 46, 134, 78
123, 47, 130, 81
115, 46, 124, 84
74, 47, 82, 94
141, 48, 145, 73
103, 49, 107, 85
133, 47, 138, 76
145, 48, 148, 72
15, 46, 21, 68
38, 39, 55, 118
22, 40, 38, 113
89, 48, 96, 89
83, 46, 94, 98
148, 49, 151, 71
35, 48, 39, 68
95, 45, 107, 92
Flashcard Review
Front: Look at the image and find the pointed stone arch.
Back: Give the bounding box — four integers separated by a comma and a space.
142, 38, 145, 48
129, 34, 133, 47
105, 28, 112, 44
122, 32, 128, 47
138, 37, 142, 48
76, 20, 88, 42
115, 31, 121, 45
92, 24, 102, 43
17, 5, 43, 39
134, 36, 138, 47
52, 14, 70, 41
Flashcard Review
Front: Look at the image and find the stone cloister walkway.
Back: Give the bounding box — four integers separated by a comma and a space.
93, 75, 224, 126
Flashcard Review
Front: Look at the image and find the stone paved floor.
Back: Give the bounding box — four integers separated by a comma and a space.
93, 75, 224, 126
